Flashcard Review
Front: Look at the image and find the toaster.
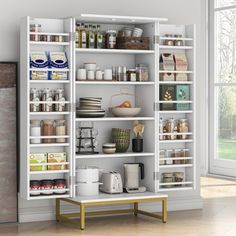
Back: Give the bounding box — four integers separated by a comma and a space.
100, 172, 123, 194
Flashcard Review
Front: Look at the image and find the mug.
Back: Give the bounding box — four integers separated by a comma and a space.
77, 69, 86, 80
96, 70, 103, 80
104, 69, 112, 80
87, 70, 95, 80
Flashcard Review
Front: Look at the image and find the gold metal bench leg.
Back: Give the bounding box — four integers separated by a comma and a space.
134, 202, 138, 216
56, 199, 60, 222
80, 203, 85, 230
162, 198, 167, 223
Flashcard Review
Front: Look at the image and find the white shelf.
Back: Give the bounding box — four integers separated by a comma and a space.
30, 32, 69, 36
76, 152, 155, 159
30, 135, 69, 139
159, 181, 193, 186
29, 194, 70, 200
159, 45, 193, 50
29, 68, 69, 72
76, 117, 155, 122
159, 101, 192, 104
159, 70, 193, 74
30, 112, 70, 115
30, 162, 69, 166
30, 188, 69, 194
159, 132, 192, 136
30, 170, 69, 174
76, 81, 155, 85
160, 37, 193, 41
30, 41, 69, 46
159, 164, 193, 168
30, 80, 69, 84
159, 157, 192, 161
159, 139, 193, 143
158, 187, 193, 192
159, 81, 193, 85
30, 143, 70, 147
158, 110, 193, 114
29, 101, 70, 104
76, 48, 155, 54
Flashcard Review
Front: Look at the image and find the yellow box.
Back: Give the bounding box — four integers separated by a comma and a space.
47, 152, 67, 170
29, 153, 47, 171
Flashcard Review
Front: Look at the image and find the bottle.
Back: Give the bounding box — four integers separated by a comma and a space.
54, 88, 66, 112
79, 23, 87, 48
87, 24, 95, 48
96, 24, 103, 48
84, 25, 89, 48
76, 22, 80, 48
30, 88, 40, 112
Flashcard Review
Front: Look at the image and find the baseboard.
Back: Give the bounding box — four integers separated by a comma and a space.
19, 197, 202, 223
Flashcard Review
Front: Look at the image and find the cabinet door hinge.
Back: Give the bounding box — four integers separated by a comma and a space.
153, 172, 159, 180
69, 32, 76, 42
69, 176, 75, 186
153, 35, 160, 44
153, 102, 158, 111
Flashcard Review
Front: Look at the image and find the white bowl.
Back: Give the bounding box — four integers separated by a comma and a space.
109, 107, 141, 117
103, 147, 116, 154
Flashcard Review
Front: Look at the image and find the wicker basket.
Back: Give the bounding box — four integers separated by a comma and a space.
117, 37, 150, 50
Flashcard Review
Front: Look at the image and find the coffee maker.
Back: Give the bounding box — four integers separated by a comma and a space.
124, 163, 146, 193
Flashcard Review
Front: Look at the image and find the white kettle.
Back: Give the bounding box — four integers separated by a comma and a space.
124, 163, 145, 192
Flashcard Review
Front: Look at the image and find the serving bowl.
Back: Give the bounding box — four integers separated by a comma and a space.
109, 107, 141, 117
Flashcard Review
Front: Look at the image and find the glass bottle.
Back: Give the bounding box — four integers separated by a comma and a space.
41, 88, 53, 112
96, 24, 103, 48
30, 88, 40, 112
87, 24, 95, 48
76, 22, 80, 48
55, 120, 66, 143
79, 23, 87, 48
54, 88, 66, 112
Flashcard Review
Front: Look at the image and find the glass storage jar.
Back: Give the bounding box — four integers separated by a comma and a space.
41, 120, 55, 143
30, 120, 41, 144
127, 69, 136, 81
105, 30, 116, 49
162, 173, 174, 188
166, 118, 177, 140
177, 119, 189, 139
136, 64, 149, 81
55, 120, 66, 143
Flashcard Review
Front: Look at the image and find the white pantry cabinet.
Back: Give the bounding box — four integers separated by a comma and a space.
20, 14, 196, 201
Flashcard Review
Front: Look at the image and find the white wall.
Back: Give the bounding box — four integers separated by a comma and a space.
0, 0, 207, 221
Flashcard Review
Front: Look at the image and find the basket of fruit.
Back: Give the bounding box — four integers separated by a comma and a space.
109, 90, 141, 117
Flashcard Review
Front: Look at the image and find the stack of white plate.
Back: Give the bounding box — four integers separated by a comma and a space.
132, 27, 143, 37
77, 97, 105, 118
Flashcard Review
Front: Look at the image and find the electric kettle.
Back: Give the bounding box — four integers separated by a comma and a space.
124, 163, 146, 193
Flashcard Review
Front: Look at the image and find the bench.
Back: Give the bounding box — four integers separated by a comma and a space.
56, 192, 168, 230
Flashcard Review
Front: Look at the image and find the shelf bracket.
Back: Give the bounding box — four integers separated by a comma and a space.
153, 35, 160, 44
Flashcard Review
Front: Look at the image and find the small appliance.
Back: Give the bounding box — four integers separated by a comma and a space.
124, 163, 146, 193
100, 172, 123, 194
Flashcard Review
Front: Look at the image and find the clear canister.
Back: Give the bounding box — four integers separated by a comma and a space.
41, 120, 55, 143
136, 64, 149, 81
55, 120, 66, 143
30, 120, 41, 144
166, 118, 177, 140
177, 119, 189, 139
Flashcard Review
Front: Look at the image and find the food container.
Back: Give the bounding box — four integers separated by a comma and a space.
30, 120, 41, 144
109, 107, 141, 117
136, 64, 149, 81
76, 182, 100, 196
55, 120, 66, 143
173, 149, 182, 165
117, 37, 149, 50
163, 34, 174, 46
30, 180, 41, 196
132, 28, 143, 37
41, 120, 55, 143
174, 172, 184, 186
102, 143, 116, 154
47, 152, 67, 170
174, 34, 184, 46
76, 166, 99, 183
105, 30, 116, 49
53, 179, 67, 194
29, 153, 47, 171
177, 119, 189, 139
162, 173, 174, 188
127, 69, 136, 81
159, 150, 166, 165
30, 24, 41, 32
159, 118, 165, 140
166, 149, 174, 165
166, 118, 177, 140
41, 179, 54, 195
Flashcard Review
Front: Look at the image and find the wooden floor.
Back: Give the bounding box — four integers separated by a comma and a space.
1, 176, 236, 236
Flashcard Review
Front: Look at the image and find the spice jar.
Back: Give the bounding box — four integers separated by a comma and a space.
159, 118, 165, 140
30, 120, 41, 144
30, 180, 41, 196
55, 120, 66, 143
30, 88, 41, 112
54, 88, 66, 112
177, 119, 189, 139
182, 149, 190, 164
41, 88, 53, 112
166, 118, 177, 140
174, 172, 184, 186
41, 120, 55, 143
174, 34, 184, 46
166, 149, 173, 165
162, 173, 174, 188
164, 34, 174, 46
173, 149, 182, 165
30, 24, 41, 42
127, 69, 136, 81
136, 64, 149, 81
53, 179, 67, 194
159, 150, 166, 165
105, 30, 116, 49
41, 180, 54, 195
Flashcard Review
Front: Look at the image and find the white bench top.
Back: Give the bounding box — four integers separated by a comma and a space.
70, 192, 168, 204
